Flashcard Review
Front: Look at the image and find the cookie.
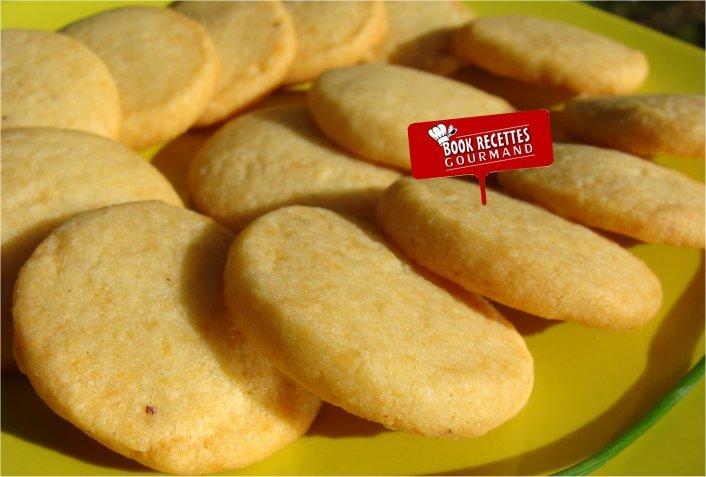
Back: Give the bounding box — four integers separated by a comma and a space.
1, 29, 120, 139
188, 105, 400, 231
377, 178, 662, 330
12, 201, 321, 473
308, 64, 514, 170
64, 7, 219, 150
173, 1, 297, 126
499, 143, 705, 248
224, 206, 533, 438
453, 16, 649, 94
1, 128, 182, 371
283, 1, 387, 85
367, 1, 474, 75
558, 95, 705, 158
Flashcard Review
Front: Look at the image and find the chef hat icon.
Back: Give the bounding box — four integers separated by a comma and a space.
428, 124, 457, 145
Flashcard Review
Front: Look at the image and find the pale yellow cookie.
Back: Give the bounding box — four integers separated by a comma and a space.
1, 128, 182, 371
13, 201, 321, 473
189, 105, 400, 231
1, 29, 120, 139
499, 143, 705, 248
283, 1, 387, 85
558, 95, 705, 158
173, 1, 297, 126
378, 178, 662, 330
224, 206, 533, 438
367, 1, 474, 75
308, 64, 514, 169
64, 7, 219, 150
453, 16, 649, 94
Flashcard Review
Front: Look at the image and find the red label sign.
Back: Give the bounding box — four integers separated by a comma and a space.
408, 109, 553, 205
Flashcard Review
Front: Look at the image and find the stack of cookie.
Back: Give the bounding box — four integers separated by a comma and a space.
2, 1, 704, 474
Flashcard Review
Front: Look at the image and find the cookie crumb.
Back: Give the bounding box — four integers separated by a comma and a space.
145, 405, 155, 415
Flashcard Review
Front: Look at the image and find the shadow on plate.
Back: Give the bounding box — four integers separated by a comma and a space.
151, 127, 217, 208
453, 65, 576, 112
453, 66, 575, 143
386, 28, 464, 76
307, 403, 387, 438
494, 302, 560, 337
1, 373, 149, 473
151, 91, 308, 209
441, 256, 705, 475
587, 228, 642, 248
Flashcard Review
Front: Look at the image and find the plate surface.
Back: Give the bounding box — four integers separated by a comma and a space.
1, 1, 704, 475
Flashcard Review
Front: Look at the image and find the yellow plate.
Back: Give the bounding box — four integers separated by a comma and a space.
1, 1, 704, 475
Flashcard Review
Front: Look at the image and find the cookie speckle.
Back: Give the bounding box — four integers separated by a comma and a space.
145, 405, 155, 415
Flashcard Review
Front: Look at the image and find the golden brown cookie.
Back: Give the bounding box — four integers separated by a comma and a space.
224, 206, 533, 438
1, 29, 120, 139
558, 95, 705, 158
1, 127, 182, 371
453, 16, 649, 94
173, 1, 297, 126
188, 105, 400, 230
367, 1, 474, 75
283, 1, 387, 85
378, 177, 662, 330
499, 143, 705, 248
64, 7, 219, 150
308, 64, 514, 170
13, 201, 321, 473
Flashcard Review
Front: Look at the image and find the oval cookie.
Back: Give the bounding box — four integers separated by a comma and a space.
378, 178, 662, 330
64, 7, 219, 150
368, 1, 474, 75
558, 95, 705, 158
283, 1, 387, 85
224, 206, 533, 438
12, 201, 321, 473
1, 29, 120, 139
453, 16, 649, 94
173, 1, 297, 126
1, 128, 183, 371
499, 143, 705, 248
308, 64, 514, 169
189, 105, 400, 231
